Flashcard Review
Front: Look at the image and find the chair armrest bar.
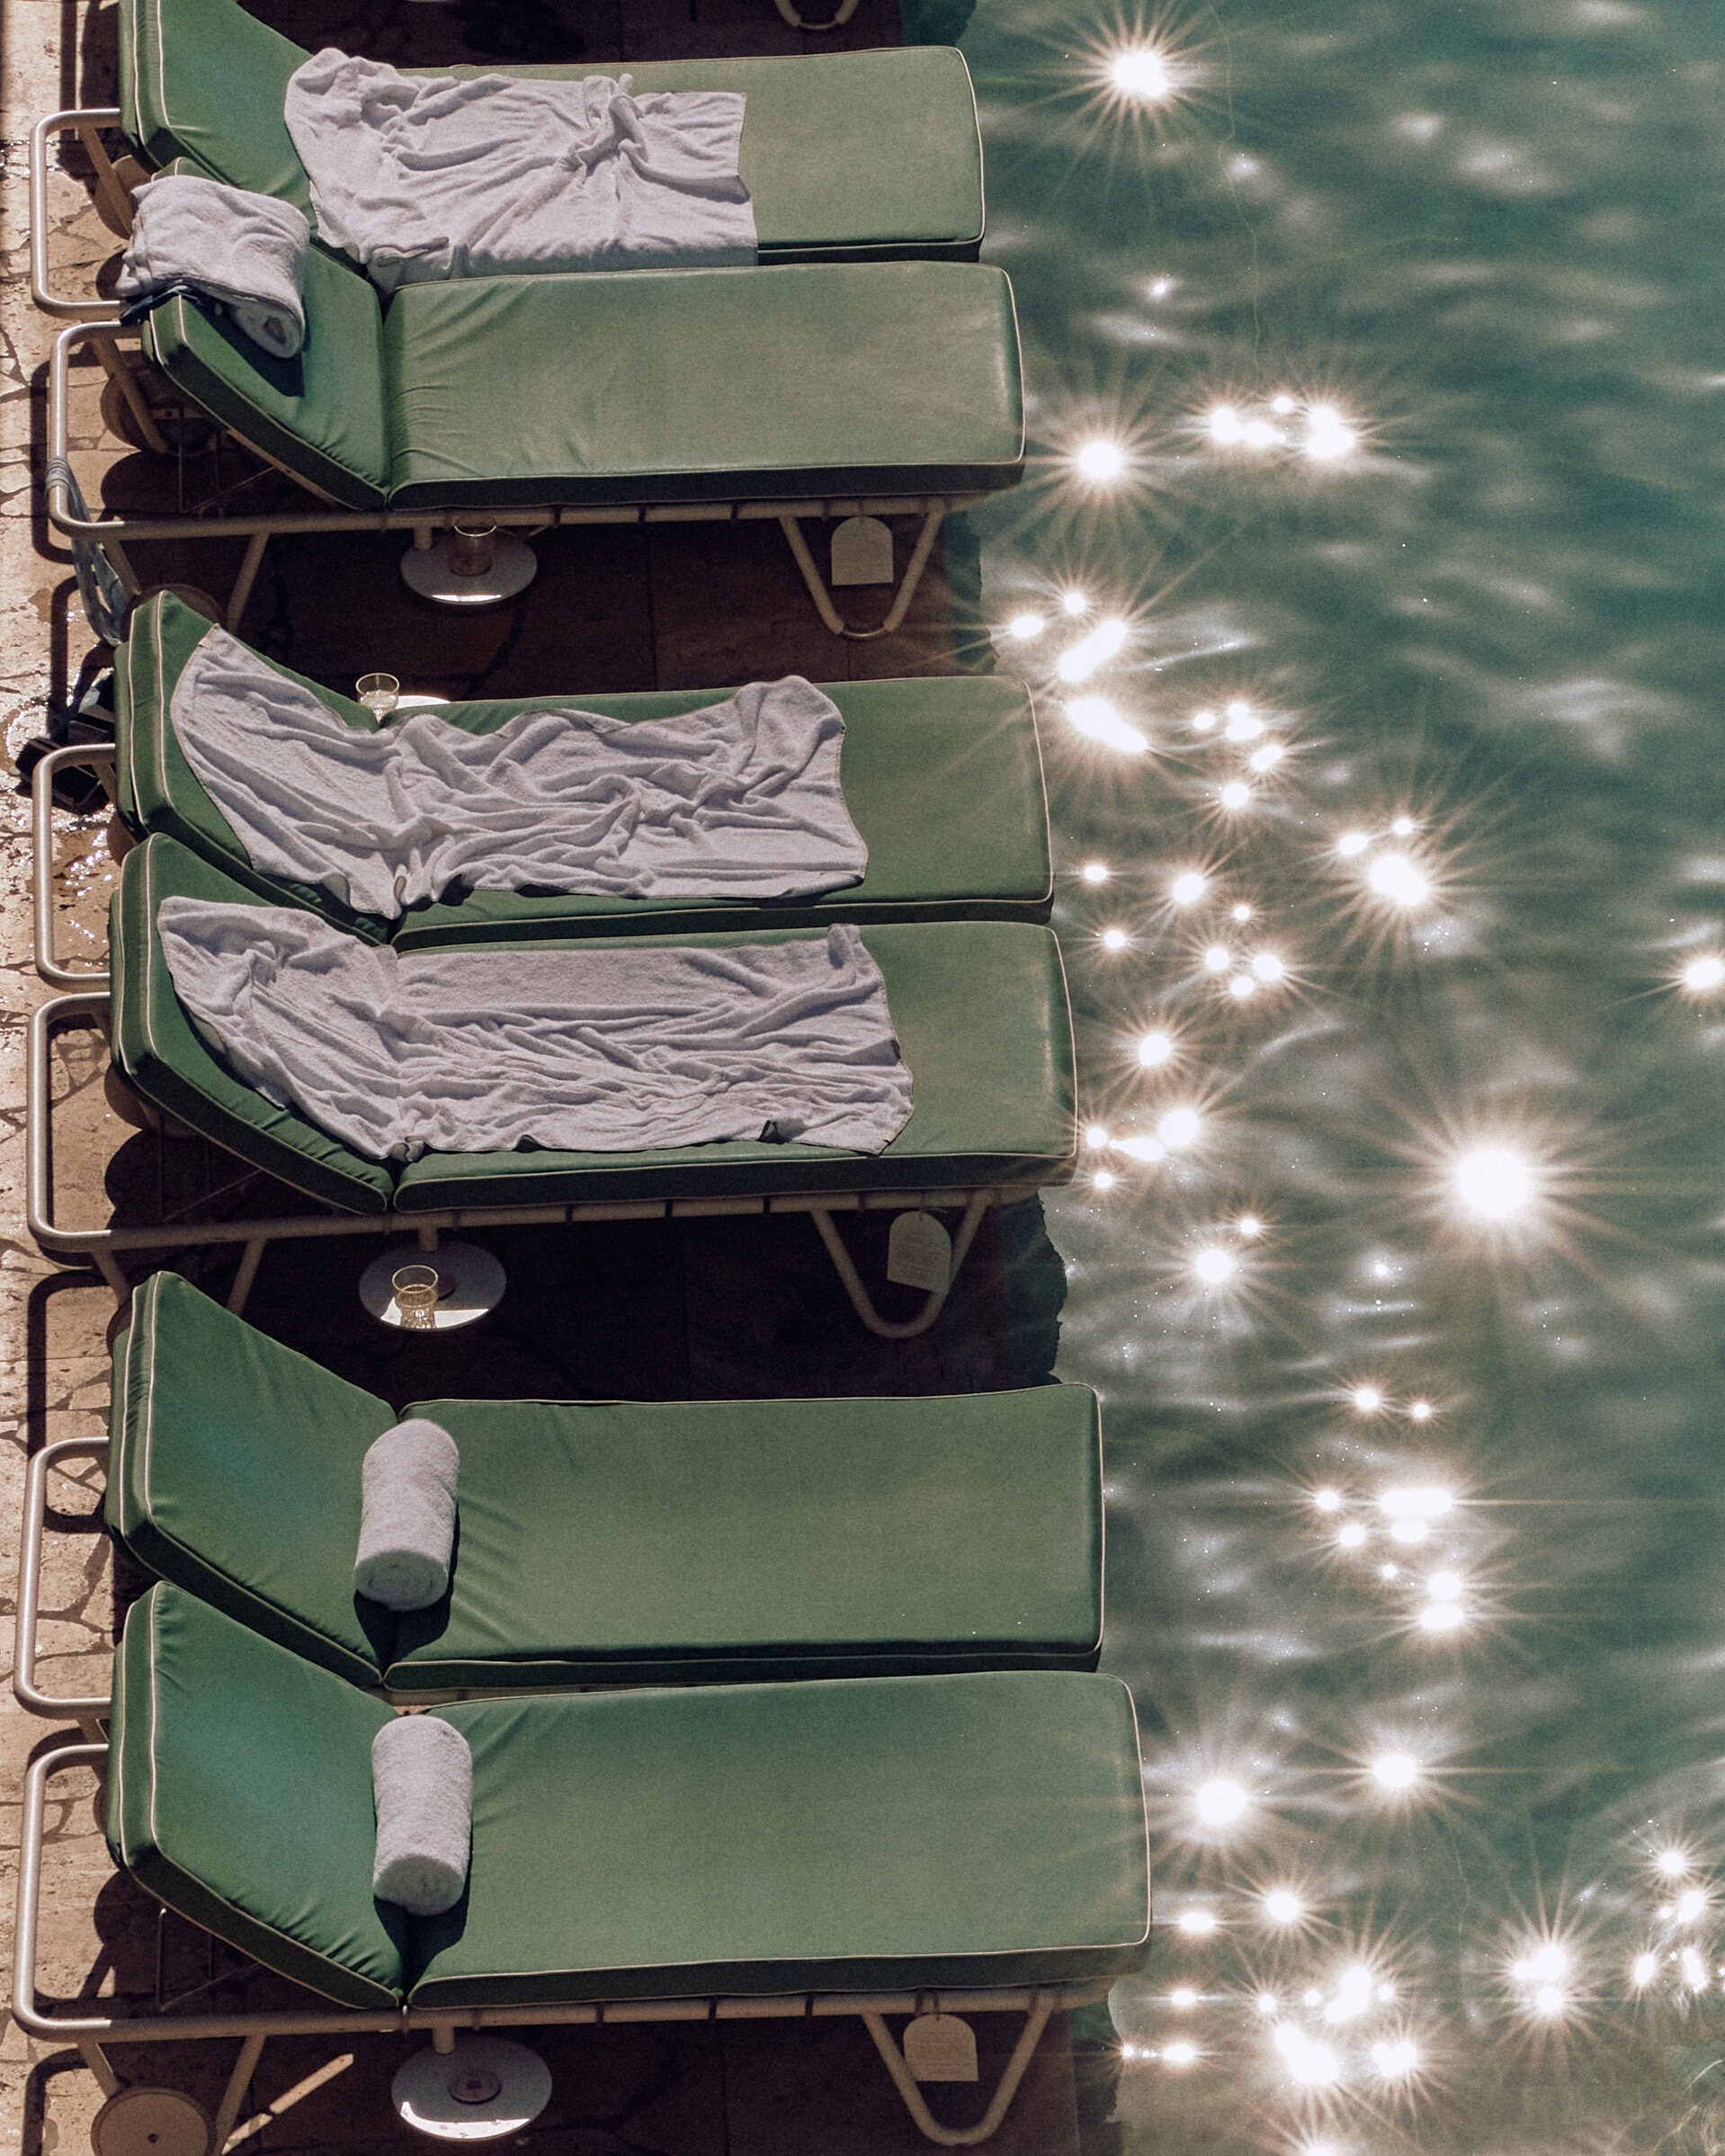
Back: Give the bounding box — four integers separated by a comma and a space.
14, 1438, 112, 1721
33, 745, 117, 987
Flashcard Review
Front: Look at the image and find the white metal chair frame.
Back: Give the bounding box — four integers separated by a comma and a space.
17, 1740, 1102, 2150
32, 110, 968, 640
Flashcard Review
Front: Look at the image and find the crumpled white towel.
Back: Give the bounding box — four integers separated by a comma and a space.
169, 628, 866, 918
117, 174, 309, 357
284, 51, 755, 289
156, 899, 914, 1161
372, 1714, 471, 1916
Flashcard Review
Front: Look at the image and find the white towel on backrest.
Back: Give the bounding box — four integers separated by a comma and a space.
118, 174, 309, 357
169, 629, 866, 918
156, 899, 915, 1161
284, 51, 755, 290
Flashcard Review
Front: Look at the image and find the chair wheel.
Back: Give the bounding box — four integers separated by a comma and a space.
90, 2086, 213, 2156
98, 375, 212, 457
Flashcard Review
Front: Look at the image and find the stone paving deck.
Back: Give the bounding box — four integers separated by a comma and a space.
0, 2, 1085, 2148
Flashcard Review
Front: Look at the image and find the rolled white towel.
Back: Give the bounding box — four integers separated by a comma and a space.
354, 1418, 459, 1610
371, 1714, 472, 1915
118, 174, 309, 358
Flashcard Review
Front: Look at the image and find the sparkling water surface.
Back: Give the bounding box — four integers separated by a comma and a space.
937, 0, 1725, 2144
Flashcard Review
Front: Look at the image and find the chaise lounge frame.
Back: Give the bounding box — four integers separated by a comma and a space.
28, 986, 1031, 1334
32, 112, 970, 641
17, 1741, 1102, 2150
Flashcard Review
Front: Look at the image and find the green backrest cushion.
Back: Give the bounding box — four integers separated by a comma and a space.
144, 245, 389, 511
116, 593, 1050, 944
385, 1385, 1103, 1688
109, 1272, 395, 1686
392, 916, 1075, 1211
108, 1584, 405, 2008
121, 0, 311, 203
382, 262, 1023, 510
412, 1670, 1149, 2007
111, 836, 395, 1212
119, 0, 979, 254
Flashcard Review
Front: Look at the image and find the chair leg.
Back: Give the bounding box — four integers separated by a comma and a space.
862, 1999, 1054, 2147
780, 511, 943, 640
809, 1193, 988, 1339
211, 2032, 267, 2149
227, 533, 271, 631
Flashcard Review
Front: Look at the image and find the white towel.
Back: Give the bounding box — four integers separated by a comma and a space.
355, 1419, 460, 1610
117, 174, 309, 358
371, 1714, 471, 1916
169, 629, 867, 917
156, 899, 915, 1160
284, 51, 755, 290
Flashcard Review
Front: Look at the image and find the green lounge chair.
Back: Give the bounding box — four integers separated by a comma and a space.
101, 590, 1051, 951
16, 1270, 1103, 1711
40, 158, 1022, 633
115, 0, 986, 264
15, 1585, 1147, 2146
29, 833, 1075, 1326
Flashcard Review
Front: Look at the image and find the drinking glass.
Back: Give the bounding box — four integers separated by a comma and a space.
391, 1264, 442, 1330
356, 672, 400, 719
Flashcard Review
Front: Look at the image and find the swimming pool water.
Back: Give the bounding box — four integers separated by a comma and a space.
935, 0, 1725, 2143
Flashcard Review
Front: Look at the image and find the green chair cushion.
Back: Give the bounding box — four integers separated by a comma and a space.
109, 1584, 405, 2008
385, 1385, 1101, 1689
111, 837, 396, 1212
115, 835, 1076, 1216
107, 1271, 1102, 1692
121, 0, 983, 257
415, 1670, 1149, 2007
380, 262, 1023, 510
109, 1272, 397, 1687
112, 1588, 1148, 2009
114, 593, 1051, 945
121, 0, 983, 256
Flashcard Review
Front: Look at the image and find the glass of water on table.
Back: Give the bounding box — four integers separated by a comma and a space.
356, 672, 399, 719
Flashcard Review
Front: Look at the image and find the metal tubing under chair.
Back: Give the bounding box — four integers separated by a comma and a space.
32, 743, 117, 987
16, 1746, 1107, 2145
28, 989, 1038, 1320
780, 509, 943, 640
14, 1438, 112, 1732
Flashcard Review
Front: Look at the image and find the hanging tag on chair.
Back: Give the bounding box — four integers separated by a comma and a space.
831, 514, 895, 586
904, 2013, 979, 2083
888, 1209, 952, 1293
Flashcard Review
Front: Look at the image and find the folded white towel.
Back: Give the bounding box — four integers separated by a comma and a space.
284, 51, 755, 290
371, 1714, 472, 1916
355, 1419, 460, 1611
117, 174, 309, 358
